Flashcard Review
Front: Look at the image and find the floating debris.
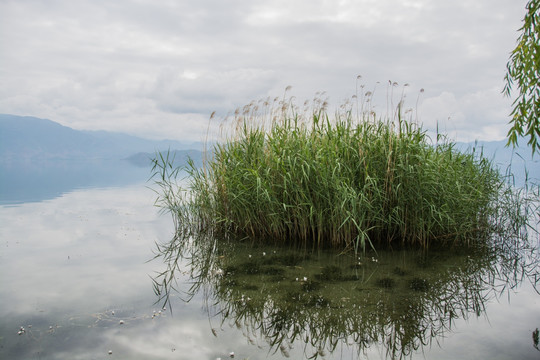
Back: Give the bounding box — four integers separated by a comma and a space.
108, 350, 113, 355
279, 343, 290, 357
119, 320, 124, 325
229, 351, 235, 358
151, 309, 164, 319
213, 268, 224, 276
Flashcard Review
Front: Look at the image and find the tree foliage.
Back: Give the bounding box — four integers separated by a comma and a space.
503, 0, 540, 155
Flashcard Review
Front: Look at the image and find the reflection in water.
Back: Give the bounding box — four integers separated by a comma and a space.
0, 159, 150, 205
0, 184, 183, 359
0, 177, 538, 359
154, 223, 539, 359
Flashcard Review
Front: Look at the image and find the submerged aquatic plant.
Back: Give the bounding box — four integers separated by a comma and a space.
152, 81, 538, 252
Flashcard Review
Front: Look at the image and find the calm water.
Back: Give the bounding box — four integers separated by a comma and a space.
0, 161, 539, 359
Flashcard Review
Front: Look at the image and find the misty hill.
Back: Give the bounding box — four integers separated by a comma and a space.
0, 114, 203, 162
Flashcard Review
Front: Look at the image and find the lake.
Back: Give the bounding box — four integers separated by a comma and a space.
0, 160, 539, 359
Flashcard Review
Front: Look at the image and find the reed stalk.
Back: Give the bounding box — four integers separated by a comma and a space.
153, 85, 536, 252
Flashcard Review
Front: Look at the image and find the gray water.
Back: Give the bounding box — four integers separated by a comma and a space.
0, 161, 539, 359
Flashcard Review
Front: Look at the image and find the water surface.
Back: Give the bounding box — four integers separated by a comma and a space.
0, 163, 539, 359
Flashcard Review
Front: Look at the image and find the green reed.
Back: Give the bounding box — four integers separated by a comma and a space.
152, 87, 535, 252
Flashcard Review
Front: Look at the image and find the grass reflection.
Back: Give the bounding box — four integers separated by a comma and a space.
153, 226, 539, 359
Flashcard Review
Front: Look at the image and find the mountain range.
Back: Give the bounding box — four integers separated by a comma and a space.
0, 114, 203, 162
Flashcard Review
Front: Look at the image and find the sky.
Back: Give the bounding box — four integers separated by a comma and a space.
0, 0, 529, 143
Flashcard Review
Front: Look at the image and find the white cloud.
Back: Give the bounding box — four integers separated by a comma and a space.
420, 87, 513, 142
0, 0, 529, 142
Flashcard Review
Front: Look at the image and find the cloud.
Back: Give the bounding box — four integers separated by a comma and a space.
0, 0, 529, 141
420, 87, 513, 142
149, 67, 279, 114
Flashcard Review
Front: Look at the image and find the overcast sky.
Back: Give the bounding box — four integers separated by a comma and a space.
0, 0, 529, 142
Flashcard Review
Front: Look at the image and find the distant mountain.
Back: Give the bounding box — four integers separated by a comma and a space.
0, 114, 204, 162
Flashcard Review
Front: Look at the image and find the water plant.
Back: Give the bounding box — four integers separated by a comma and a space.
152, 82, 537, 253
409, 277, 430, 292
376, 277, 396, 289
149, 79, 540, 355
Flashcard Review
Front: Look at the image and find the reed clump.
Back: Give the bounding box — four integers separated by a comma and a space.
153, 85, 533, 252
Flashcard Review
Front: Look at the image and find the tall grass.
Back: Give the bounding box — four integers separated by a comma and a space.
153, 86, 536, 252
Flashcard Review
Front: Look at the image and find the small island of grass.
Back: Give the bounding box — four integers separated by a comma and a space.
153, 84, 535, 253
